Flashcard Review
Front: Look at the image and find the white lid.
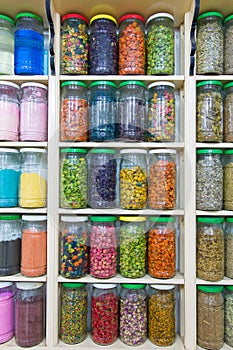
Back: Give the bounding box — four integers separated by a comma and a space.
20, 148, 47, 153
0, 81, 20, 89
21, 82, 48, 90
120, 149, 147, 154
22, 215, 47, 221
147, 12, 174, 25
150, 284, 175, 290
61, 216, 88, 222
149, 149, 176, 154
148, 81, 175, 89
16, 282, 44, 290
0, 148, 19, 153
0, 282, 13, 288
93, 284, 117, 289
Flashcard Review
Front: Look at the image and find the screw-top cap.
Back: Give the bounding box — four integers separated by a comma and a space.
196, 81, 223, 88
150, 284, 175, 290
16, 282, 44, 290
119, 216, 146, 222
62, 13, 88, 24
15, 12, 42, 22
197, 285, 223, 293
197, 149, 223, 155
90, 14, 117, 25
122, 284, 146, 289
61, 148, 87, 154
197, 11, 223, 21
89, 149, 116, 154
0, 14, 14, 24
197, 217, 224, 224
61, 81, 88, 88
90, 216, 117, 222
119, 81, 146, 88
90, 81, 116, 88
93, 284, 117, 289
62, 283, 86, 288
0, 214, 21, 220
61, 216, 88, 222
226, 217, 233, 223
119, 14, 145, 24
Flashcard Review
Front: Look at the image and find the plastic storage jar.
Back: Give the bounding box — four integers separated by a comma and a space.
224, 14, 233, 74
119, 216, 147, 278
60, 14, 88, 75
0, 15, 14, 75
91, 284, 118, 345
225, 217, 233, 279
120, 284, 147, 346
60, 148, 87, 208
0, 81, 20, 141
224, 286, 233, 347
148, 149, 176, 209
19, 148, 47, 208
146, 13, 174, 75
147, 82, 176, 141
89, 14, 117, 75
59, 282, 87, 345
197, 285, 224, 350
14, 12, 44, 75
0, 214, 21, 276
223, 82, 233, 142
196, 149, 223, 211
90, 216, 117, 279
120, 149, 147, 209
148, 217, 176, 278
118, 81, 146, 141
21, 215, 47, 277
0, 282, 14, 344
118, 14, 146, 75
60, 81, 88, 142
88, 149, 117, 208
15, 282, 45, 347
196, 81, 223, 142
20, 82, 48, 141
148, 284, 176, 346
89, 81, 117, 141
60, 216, 88, 279
223, 150, 233, 210
196, 217, 224, 282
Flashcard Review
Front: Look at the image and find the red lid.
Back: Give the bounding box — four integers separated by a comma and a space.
62, 13, 88, 23
118, 13, 145, 24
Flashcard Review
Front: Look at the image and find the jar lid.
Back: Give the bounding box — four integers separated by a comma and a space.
150, 284, 175, 290
0, 148, 19, 153
15, 12, 42, 23
224, 82, 233, 89
61, 81, 88, 88
61, 148, 87, 154
146, 12, 174, 25
61, 216, 88, 222
0, 81, 20, 89
149, 216, 176, 223
22, 215, 47, 221
62, 13, 88, 24
119, 216, 146, 222
197, 149, 223, 155
121, 284, 146, 289
21, 82, 48, 90
62, 282, 86, 288
93, 284, 117, 289
90, 216, 117, 222
224, 149, 233, 155
0, 14, 14, 24
90, 14, 117, 25
89, 148, 116, 154
120, 149, 147, 154
20, 148, 47, 153
197, 285, 223, 293
148, 81, 175, 89
16, 282, 44, 290
90, 81, 116, 88
226, 217, 233, 223
118, 14, 145, 24
196, 80, 223, 88
197, 11, 224, 21
197, 217, 224, 224
119, 81, 146, 88
149, 149, 176, 154
226, 286, 233, 291
0, 282, 13, 288
224, 14, 233, 24
0, 214, 21, 220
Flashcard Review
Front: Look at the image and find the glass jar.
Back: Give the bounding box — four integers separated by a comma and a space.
21, 215, 47, 277
19, 148, 47, 208
196, 12, 224, 74
120, 284, 147, 346
120, 149, 147, 209
60, 148, 87, 208
89, 14, 117, 75
59, 282, 87, 344
60, 14, 88, 75
147, 82, 176, 142
148, 217, 176, 278
224, 286, 233, 347
15, 282, 45, 347
91, 284, 118, 345
146, 13, 174, 75
118, 81, 146, 141
88, 149, 117, 208
0, 15, 14, 75
196, 81, 223, 142
196, 149, 223, 210
225, 217, 233, 279
20, 82, 48, 141
0, 214, 21, 276
148, 149, 176, 209
89, 81, 117, 141
90, 216, 117, 279
60, 216, 88, 279
0, 81, 20, 141
119, 216, 147, 278
14, 12, 44, 75
118, 14, 146, 75
0, 282, 14, 344
224, 14, 233, 74
223, 150, 233, 210
196, 217, 224, 282
223, 82, 233, 142
148, 284, 176, 346
197, 285, 224, 350
60, 81, 88, 142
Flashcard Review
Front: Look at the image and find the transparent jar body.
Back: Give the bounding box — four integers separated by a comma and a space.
0, 282, 14, 344
224, 17, 233, 74
224, 287, 233, 347
223, 152, 233, 210
224, 84, 233, 142
0, 16, 14, 75
225, 220, 233, 278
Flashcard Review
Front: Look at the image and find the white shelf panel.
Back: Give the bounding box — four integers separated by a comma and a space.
0, 273, 46, 282
196, 143, 233, 149
59, 142, 185, 149
0, 207, 47, 214
59, 208, 184, 216
0, 75, 48, 83
2, 338, 46, 348
196, 211, 233, 217
195, 75, 233, 82
197, 345, 232, 350
0, 142, 47, 148
196, 277, 233, 286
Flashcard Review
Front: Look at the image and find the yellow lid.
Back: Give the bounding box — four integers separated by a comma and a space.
119, 216, 146, 222
90, 14, 117, 25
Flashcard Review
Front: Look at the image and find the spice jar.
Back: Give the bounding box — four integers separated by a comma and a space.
120, 149, 147, 209
91, 284, 118, 345
90, 216, 117, 279
89, 81, 117, 141
148, 284, 176, 346
89, 14, 117, 75
60, 81, 88, 142
60, 216, 88, 279
148, 217, 176, 278
88, 149, 117, 208
225, 217, 233, 279
223, 82, 233, 142
0, 282, 14, 344
196, 149, 223, 211
224, 286, 233, 347
19, 148, 47, 208
0, 214, 21, 276
118, 81, 146, 141
146, 13, 174, 75
60, 14, 88, 75
224, 14, 233, 74
196, 217, 224, 282
223, 150, 233, 210
0, 81, 20, 141
14, 12, 44, 75
196, 12, 224, 75
60, 148, 87, 209
147, 82, 176, 142
119, 216, 147, 278
148, 149, 176, 209
196, 81, 223, 142
21, 215, 47, 277
15, 282, 45, 347
118, 14, 146, 75
59, 282, 87, 344
0, 15, 14, 75
120, 284, 147, 346
197, 285, 224, 350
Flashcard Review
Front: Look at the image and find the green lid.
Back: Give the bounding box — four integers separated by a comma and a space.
226, 286, 233, 291
224, 82, 233, 89
90, 81, 116, 88
61, 81, 88, 88
226, 217, 233, 223
119, 81, 146, 88
198, 11, 223, 21
122, 284, 146, 289
224, 149, 233, 155
196, 80, 223, 88
0, 14, 14, 24
0, 214, 21, 220
197, 217, 224, 224
15, 12, 42, 22
61, 148, 87, 154
62, 283, 85, 288
89, 149, 116, 154
224, 14, 233, 24
90, 216, 117, 222
197, 285, 223, 293
149, 216, 176, 223
197, 149, 223, 155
